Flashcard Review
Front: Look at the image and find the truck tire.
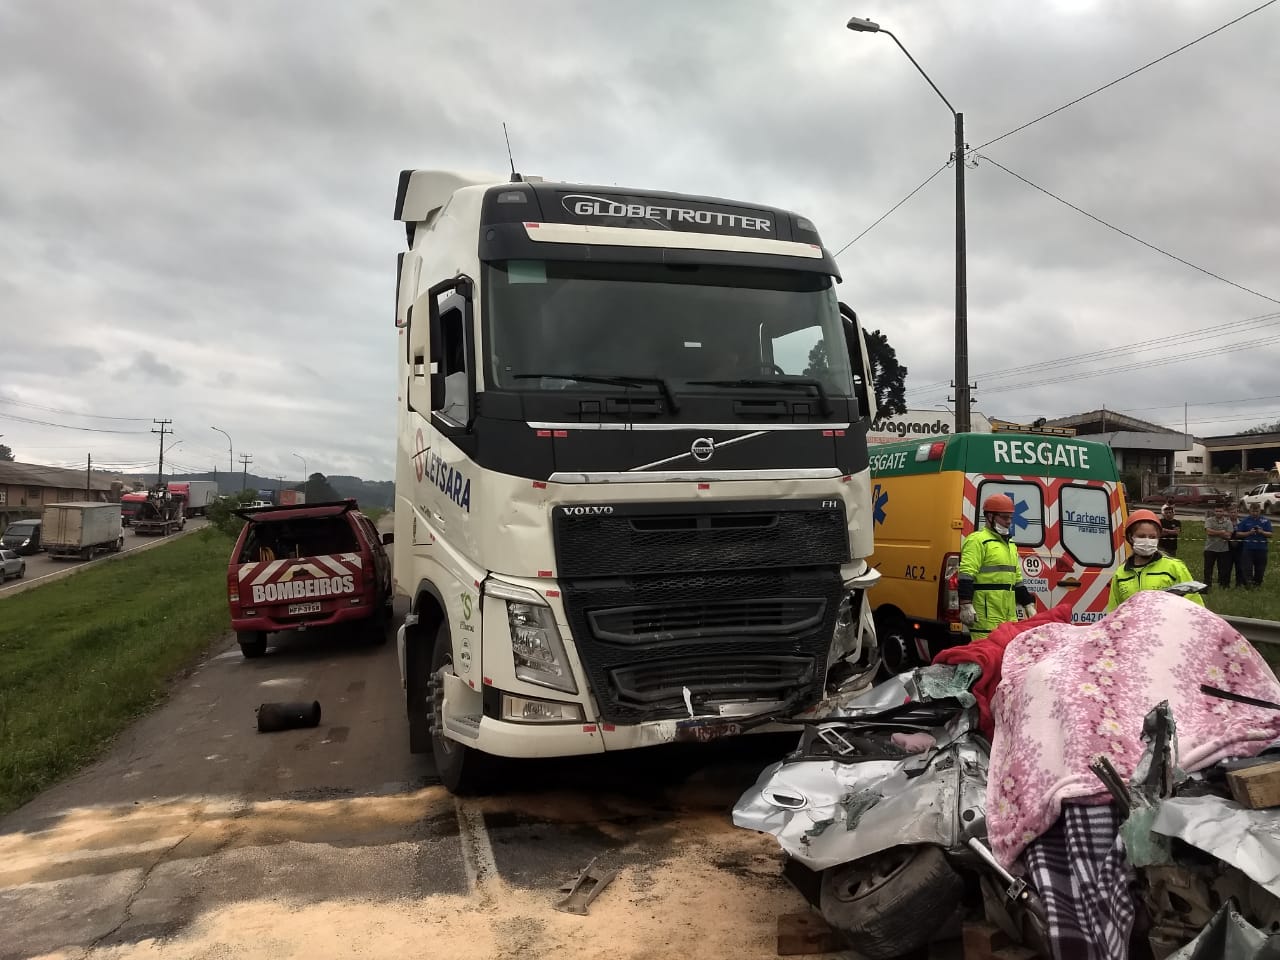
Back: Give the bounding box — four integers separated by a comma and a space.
238, 631, 268, 659
819, 845, 964, 960
428, 622, 495, 795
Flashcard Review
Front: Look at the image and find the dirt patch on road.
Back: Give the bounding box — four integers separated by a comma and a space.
36, 808, 811, 960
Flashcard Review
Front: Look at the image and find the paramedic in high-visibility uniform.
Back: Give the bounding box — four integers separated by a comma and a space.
958, 493, 1037, 640
1106, 509, 1205, 611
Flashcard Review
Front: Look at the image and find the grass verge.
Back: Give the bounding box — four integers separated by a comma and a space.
0, 528, 232, 815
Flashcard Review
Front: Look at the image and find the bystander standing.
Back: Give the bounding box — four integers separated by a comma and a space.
1226, 504, 1244, 587
1158, 504, 1182, 557
1203, 504, 1233, 592
1236, 502, 1273, 589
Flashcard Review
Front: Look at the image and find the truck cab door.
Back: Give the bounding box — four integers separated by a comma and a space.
839, 303, 876, 423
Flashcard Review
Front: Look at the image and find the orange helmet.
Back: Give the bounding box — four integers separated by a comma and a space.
1124, 509, 1162, 539
982, 493, 1016, 514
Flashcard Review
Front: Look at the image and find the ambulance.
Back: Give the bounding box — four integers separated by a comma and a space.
867, 430, 1127, 672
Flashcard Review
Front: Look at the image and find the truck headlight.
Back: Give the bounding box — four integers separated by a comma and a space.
507, 601, 577, 693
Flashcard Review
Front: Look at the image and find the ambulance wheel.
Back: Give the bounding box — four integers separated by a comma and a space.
238, 631, 267, 659
875, 614, 916, 680
428, 623, 495, 795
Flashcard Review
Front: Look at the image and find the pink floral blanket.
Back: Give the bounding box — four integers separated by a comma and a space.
987, 590, 1280, 867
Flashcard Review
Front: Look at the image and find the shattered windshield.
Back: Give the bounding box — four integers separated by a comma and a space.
483, 260, 854, 397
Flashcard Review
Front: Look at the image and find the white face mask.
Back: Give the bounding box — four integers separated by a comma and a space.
1131, 537, 1159, 557
994, 522, 1011, 537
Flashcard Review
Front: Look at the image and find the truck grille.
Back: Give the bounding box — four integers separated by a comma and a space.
588, 597, 825, 644
552, 499, 848, 579
559, 568, 843, 724
611, 656, 815, 706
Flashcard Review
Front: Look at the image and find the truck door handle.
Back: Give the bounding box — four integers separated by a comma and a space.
431, 510, 446, 525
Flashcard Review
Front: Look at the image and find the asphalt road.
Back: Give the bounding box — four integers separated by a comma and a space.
0, 517, 209, 597
0, 592, 860, 960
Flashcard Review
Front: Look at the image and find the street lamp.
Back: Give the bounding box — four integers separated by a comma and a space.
847, 15, 971, 433
292, 452, 307, 488
211, 426, 233, 492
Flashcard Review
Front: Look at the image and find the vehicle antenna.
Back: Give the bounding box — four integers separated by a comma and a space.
503, 122, 522, 182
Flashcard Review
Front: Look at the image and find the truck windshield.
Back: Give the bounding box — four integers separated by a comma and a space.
484, 260, 854, 397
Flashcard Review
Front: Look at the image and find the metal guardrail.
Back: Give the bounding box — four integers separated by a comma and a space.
1224, 615, 1280, 647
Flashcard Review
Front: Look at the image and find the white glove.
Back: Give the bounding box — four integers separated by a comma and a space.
1017, 603, 1036, 621
958, 603, 977, 626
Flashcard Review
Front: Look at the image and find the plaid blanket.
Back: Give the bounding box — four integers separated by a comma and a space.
1024, 802, 1136, 960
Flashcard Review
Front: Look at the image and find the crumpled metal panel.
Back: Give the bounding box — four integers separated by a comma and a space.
1151, 796, 1280, 899
1166, 902, 1280, 959
733, 730, 988, 870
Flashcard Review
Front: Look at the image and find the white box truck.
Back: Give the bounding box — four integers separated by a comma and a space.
169, 480, 219, 517
42, 502, 124, 560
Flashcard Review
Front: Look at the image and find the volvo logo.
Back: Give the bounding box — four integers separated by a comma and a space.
563, 505, 614, 516
690, 437, 716, 462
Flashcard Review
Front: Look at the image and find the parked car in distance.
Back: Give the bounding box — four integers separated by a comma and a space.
1240, 482, 1280, 515
1, 519, 42, 555
1143, 484, 1232, 509
0, 548, 25, 580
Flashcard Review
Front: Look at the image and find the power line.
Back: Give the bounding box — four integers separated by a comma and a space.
832, 162, 949, 258
974, 0, 1280, 151
915, 338, 1260, 401
980, 155, 1280, 306
0, 412, 150, 434
0, 395, 150, 421
912, 309, 1280, 393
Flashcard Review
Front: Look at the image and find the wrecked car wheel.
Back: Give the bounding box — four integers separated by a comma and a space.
819, 845, 964, 960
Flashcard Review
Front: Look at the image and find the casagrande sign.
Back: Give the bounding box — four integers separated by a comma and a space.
868, 409, 992, 444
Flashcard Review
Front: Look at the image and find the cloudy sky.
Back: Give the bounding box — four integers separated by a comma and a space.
2, 0, 1278, 482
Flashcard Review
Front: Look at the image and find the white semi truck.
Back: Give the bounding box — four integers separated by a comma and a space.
392, 170, 882, 793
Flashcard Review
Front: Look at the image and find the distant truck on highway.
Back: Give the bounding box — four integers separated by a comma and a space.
42, 502, 124, 560
167, 480, 218, 517
134, 485, 186, 536
119, 491, 149, 526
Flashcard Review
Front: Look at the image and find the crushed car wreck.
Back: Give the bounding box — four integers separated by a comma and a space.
735, 589, 1280, 959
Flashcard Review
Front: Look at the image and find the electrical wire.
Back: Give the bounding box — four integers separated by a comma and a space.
974, 0, 1280, 151
913, 338, 1263, 402
912, 310, 1280, 393
832, 162, 950, 257
980, 155, 1280, 306
0, 396, 150, 421
0, 412, 150, 434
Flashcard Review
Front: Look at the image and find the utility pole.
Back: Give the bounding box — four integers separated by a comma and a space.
239, 453, 253, 493
86, 453, 91, 497
152, 419, 172, 486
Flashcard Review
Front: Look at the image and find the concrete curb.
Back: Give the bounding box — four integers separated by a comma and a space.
0, 523, 209, 600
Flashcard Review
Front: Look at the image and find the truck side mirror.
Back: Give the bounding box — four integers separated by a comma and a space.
381, 531, 394, 546
425, 275, 473, 414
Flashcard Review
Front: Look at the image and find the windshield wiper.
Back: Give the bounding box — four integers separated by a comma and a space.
512, 373, 679, 413
688, 376, 832, 416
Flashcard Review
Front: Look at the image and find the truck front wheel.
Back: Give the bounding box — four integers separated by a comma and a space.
428, 623, 494, 795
